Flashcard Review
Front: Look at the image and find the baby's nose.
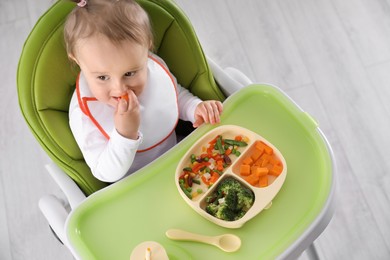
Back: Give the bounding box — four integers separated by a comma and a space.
113, 79, 127, 93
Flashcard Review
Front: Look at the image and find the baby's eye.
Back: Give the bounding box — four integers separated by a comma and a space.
125, 71, 136, 77
97, 75, 109, 81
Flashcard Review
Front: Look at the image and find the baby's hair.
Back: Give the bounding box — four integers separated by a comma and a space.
64, 0, 154, 59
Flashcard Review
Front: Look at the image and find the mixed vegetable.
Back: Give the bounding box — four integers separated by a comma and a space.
178, 135, 248, 200
204, 177, 255, 221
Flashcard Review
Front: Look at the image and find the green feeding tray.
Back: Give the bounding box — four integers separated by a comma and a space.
66, 84, 335, 260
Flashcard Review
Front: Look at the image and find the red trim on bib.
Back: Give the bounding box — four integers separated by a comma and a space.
76, 74, 110, 139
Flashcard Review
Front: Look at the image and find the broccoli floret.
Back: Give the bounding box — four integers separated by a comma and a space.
237, 187, 255, 211
217, 177, 241, 195
204, 177, 255, 221
224, 190, 238, 211
206, 194, 217, 204
215, 204, 236, 221
205, 203, 219, 215
234, 210, 246, 221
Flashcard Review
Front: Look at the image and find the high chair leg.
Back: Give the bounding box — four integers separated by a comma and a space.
39, 194, 69, 245
44, 162, 86, 209
305, 243, 320, 260
39, 162, 87, 247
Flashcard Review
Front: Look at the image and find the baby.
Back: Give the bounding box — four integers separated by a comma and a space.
64, 0, 223, 182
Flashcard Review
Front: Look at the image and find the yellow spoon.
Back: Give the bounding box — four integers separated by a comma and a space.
166, 229, 241, 252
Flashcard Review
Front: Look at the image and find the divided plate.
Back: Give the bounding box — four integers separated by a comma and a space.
175, 125, 287, 228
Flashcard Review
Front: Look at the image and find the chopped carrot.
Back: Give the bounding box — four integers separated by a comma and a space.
252, 166, 269, 177
209, 172, 219, 185
208, 135, 219, 145
250, 165, 259, 174
260, 153, 271, 167
201, 175, 210, 186
216, 160, 224, 171
240, 165, 251, 176
192, 162, 210, 173
254, 158, 263, 166
200, 153, 209, 159
207, 146, 214, 155
237, 139, 284, 187
270, 164, 283, 176
251, 148, 263, 161
266, 163, 274, 171
264, 144, 273, 155
261, 159, 269, 167
261, 153, 271, 161
235, 135, 243, 141
270, 156, 280, 165
255, 141, 265, 151
258, 175, 268, 187
242, 157, 254, 165
120, 93, 129, 101
201, 172, 219, 186
225, 148, 232, 156
245, 174, 260, 186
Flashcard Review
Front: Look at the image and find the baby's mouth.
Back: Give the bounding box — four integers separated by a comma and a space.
113, 93, 129, 101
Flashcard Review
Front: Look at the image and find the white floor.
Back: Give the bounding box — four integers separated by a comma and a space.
1, 0, 390, 259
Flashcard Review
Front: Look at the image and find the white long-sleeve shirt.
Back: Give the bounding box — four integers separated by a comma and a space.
69, 54, 202, 182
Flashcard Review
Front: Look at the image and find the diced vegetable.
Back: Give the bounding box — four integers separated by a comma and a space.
251, 166, 268, 177
120, 93, 129, 101
192, 162, 211, 173
178, 134, 249, 200
224, 139, 248, 147
270, 164, 283, 176
238, 141, 283, 187
264, 145, 273, 155
242, 157, 254, 166
180, 182, 192, 199
240, 165, 251, 176
251, 148, 263, 161
244, 174, 259, 186
216, 136, 225, 154
258, 175, 268, 187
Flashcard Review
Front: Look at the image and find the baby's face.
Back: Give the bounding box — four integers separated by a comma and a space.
73, 35, 149, 107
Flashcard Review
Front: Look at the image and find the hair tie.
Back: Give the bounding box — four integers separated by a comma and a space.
78, 0, 87, 7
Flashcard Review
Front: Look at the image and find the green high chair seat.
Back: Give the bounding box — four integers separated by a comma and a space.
17, 0, 226, 195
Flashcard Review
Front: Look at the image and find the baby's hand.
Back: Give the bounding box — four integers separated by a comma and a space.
114, 91, 140, 140
193, 100, 223, 128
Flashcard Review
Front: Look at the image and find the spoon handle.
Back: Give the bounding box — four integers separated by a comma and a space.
166, 229, 214, 244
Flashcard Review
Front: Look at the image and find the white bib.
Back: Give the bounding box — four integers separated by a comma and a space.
77, 55, 179, 152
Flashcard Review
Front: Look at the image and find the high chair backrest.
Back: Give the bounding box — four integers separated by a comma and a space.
17, 0, 225, 195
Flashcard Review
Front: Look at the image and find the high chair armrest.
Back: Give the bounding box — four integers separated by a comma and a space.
206, 56, 253, 96
45, 162, 86, 209
224, 67, 253, 86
